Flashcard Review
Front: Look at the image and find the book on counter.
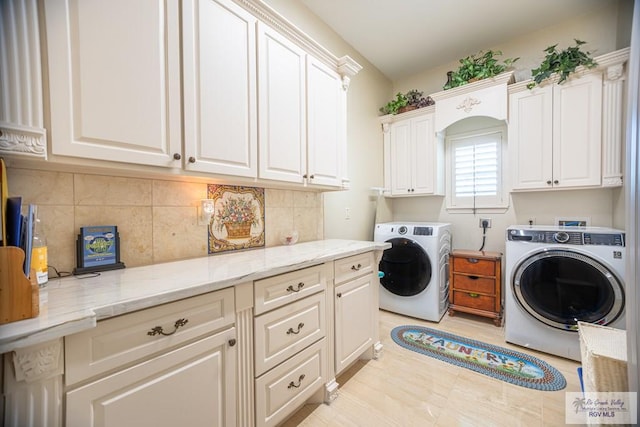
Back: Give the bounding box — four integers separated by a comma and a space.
74, 225, 125, 274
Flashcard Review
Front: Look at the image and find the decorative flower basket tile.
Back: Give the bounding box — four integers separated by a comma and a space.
207, 185, 265, 254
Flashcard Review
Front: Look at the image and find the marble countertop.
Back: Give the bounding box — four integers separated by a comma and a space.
0, 239, 389, 354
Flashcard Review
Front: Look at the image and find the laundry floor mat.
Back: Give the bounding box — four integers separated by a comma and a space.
391, 325, 566, 391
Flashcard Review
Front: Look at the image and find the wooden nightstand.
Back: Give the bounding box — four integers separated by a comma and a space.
448, 249, 502, 326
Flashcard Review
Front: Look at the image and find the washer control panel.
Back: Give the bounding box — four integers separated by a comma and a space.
507, 228, 625, 246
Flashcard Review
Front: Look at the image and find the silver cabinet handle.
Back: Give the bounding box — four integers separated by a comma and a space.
147, 318, 188, 336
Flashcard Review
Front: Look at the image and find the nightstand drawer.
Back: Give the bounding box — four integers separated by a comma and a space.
452, 256, 497, 276
452, 291, 495, 312
452, 274, 495, 294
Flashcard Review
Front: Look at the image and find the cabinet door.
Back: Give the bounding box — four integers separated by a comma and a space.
44, 0, 182, 167
306, 56, 345, 187
66, 328, 236, 427
258, 23, 306, 183
411, 114, 436, 194
552, 73, 603, 188
509, 85, 554, 190
182, 0, 257, 177
335, 274, 374, 374
389, 118, 412, 195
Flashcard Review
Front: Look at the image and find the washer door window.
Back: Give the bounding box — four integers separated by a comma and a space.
512, 249, 625, 331
379, 238, 432, 297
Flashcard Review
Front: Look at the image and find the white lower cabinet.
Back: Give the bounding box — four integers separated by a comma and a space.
333, 253, 376, 375
253, 265, 328, 427
334, 275, 374, 375
4, 250, 383, 427
65, 328, 237, 427
64, 289, 237, 427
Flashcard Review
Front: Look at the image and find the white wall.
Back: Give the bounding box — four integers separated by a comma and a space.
261, 0, 392, 241
394, 1, 628, 95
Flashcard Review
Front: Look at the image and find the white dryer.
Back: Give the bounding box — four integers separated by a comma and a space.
505, 225, 626, 361
374, 222, 451, 322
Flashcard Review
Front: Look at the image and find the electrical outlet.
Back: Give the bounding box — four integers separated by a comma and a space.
345, 207, 351, 220
479, 218, 492, 228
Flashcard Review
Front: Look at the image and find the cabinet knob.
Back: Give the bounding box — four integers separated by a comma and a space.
350, 263, 362, 271
546, 180, 552, 185
188, 156, 196, 163
309, 175, 315, 179
553, 180, 559, 184
228, 338, 236, 347
173, 153, 181, 160
337, 292, 342, 298
303, 174, 308, 179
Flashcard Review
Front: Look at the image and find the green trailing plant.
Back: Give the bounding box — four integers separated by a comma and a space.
379, 92, 408, 115
379, 90, 434, 115
527, 39, 597, 89
444, 50, 519, 90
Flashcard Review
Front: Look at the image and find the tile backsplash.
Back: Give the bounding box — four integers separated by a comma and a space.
7, 167, 324, 275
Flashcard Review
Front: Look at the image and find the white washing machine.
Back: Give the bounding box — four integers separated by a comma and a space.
505, 225, 626, 361
374, 222, 451, 322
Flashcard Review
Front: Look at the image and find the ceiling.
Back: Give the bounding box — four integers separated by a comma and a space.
299, 0, 617, 81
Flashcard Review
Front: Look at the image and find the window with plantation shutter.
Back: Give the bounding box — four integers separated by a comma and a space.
446, 126, 508, 210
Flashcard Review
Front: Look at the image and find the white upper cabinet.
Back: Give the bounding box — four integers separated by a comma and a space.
257, 22, 307, 184
381, 107, 444, 196
36, 0, 360, 187
306, 57, 346, 187
44, 0, 183, 167
182, 0, 257, 177
509, 73, 602, 190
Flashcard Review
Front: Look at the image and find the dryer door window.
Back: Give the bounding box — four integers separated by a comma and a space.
512, 249, 625, 331
379, 238, 432, 297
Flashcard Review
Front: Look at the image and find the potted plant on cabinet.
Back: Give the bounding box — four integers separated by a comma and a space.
443, 49, 519, 90
527, 39, 597, 89
379, 89, 434, 115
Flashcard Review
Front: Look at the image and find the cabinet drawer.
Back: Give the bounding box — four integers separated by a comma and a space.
255, 338, 326, 427
65, 288, 235, 386
254, 265, 325, 315
334, 252, 374, 284
452, 291, 495, 312
452, 274, 496, 294
452, 256, 497, 276
254, 292, 326, 376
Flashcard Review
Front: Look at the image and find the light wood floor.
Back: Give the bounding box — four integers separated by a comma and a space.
281, 309, 583, 426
